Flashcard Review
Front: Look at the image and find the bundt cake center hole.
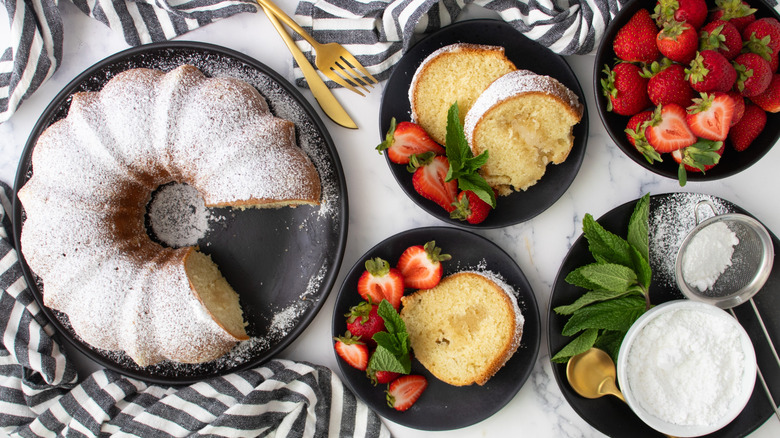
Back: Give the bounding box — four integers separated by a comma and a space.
146, 182, 209, 248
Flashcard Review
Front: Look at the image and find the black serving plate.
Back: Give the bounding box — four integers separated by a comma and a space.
379, 19, 588, 228
333, 226, 541, 430
12, 42, 348, 385
548, 193, 780, 437
594, 0, 780, 182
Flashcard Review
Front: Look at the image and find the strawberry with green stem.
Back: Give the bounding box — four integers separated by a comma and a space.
645, 103, 697, 152
386, 375, 428, 412
686, 92, 735, 141
357, 258, 405, 310
396, 241, 451, 289
345, 301, 386, 347
625, 110, 662, 164
602, 63, 651, 116
377, 118, 445, 164
672, 140, 725, 185
408, 152, 459, 213
334, 332, 369, 371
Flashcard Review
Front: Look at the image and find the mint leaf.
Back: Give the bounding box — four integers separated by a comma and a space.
554, 289, 641, 315
369, 300, 411, 373
551, 328, 598, 363
565, 263, 637, 293
444, 102, 496, 208
594, 330, 625, 361
377, 299, 406, 335
561, 295, 647, 336
582, 214, 633, 267
457, 173, 497, 207
629, 244, 652, 289
445, 103, 469, 168
369, 345, 412, 374
627, 193, 650, 263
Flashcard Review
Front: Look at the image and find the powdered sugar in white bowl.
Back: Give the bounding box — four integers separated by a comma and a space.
617, 300, 757, 437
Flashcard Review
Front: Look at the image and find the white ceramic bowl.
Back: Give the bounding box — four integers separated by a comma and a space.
617, 300, 757, 437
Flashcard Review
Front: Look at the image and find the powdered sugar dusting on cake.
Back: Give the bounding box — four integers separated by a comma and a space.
18, 51, 346, 379
464, 69, 583, 143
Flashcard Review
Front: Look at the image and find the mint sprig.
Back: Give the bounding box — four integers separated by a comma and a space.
444, 103, 496, 208
367, 300, 411, 374
551, 194, 652, 363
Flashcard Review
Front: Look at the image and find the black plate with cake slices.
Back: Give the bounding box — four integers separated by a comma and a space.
332, 226, 541, 430
13, 42, 348, 385
548, 193, 780, 437
378, 19, 588, 229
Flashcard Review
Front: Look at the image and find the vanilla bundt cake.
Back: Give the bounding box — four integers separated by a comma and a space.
464, 69, 583, 194
400, 272, 524, 386
17, 64, 321, 367
409, 43, 516, 145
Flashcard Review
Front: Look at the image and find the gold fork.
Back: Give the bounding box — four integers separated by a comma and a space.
255, 0, 378, 96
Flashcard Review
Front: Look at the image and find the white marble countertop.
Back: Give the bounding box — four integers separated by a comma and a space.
1, 2, 778, 437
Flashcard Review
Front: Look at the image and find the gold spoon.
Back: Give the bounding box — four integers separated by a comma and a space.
567, 348, 678, 438
566, 347, 625, 402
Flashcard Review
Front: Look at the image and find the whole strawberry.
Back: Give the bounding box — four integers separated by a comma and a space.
614, 9, 661, 62
646, 61, 695, 108
733, 52, 772, 97
709, 0, 757, 32
699, 20, 743, 60
657, 21, 699, 63
726, 90, 746, 125
654, 0, 708, 30
728, 102, 766, 151
601, 63, 651, 116
742, 18, 780, 56
345, 301, 386, 347
686, 50, 737, 92
625, 110, 662, 163
450, 190, 491, 224
750, 73, 780, 113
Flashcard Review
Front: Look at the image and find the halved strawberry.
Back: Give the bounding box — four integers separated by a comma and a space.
645, 104, 697, 152
377, 118, 445, 164
357, 258, 404, 309
334, 332, 369, 371
386, 375, 428, 412
450, 190, 492, 225
345, 301, 386, 347
408, 152, 459, 213
685, 92, 734, 141
396, 241, 451, 289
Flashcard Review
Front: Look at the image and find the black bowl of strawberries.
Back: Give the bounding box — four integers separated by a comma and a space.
596, 0, 780, 185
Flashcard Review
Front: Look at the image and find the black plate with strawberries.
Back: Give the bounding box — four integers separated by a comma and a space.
332, 226, 541, 430
378, 19, 588, 228
595, 0, 780, 184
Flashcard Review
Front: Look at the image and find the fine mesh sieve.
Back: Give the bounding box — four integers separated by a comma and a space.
675, 200, 779, 421
674, 202, 774, 308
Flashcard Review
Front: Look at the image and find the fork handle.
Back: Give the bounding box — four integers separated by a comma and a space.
255, 0, 318, 48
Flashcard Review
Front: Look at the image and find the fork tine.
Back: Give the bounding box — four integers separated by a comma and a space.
333, 60, 372, 92
338, 51, 378, 84
321, 68, 365, 97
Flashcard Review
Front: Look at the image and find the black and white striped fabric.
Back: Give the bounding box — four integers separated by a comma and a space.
0, 180, 391, 437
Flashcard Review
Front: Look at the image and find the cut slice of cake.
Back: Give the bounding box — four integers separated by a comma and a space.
409, 43, 516, 145
464, 69, 584, 194
400, 271, 524, 386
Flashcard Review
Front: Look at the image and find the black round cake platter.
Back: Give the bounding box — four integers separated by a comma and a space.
12, 41, 349, 385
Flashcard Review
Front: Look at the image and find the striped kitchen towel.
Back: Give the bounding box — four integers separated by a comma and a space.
0, 181, 390, 438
